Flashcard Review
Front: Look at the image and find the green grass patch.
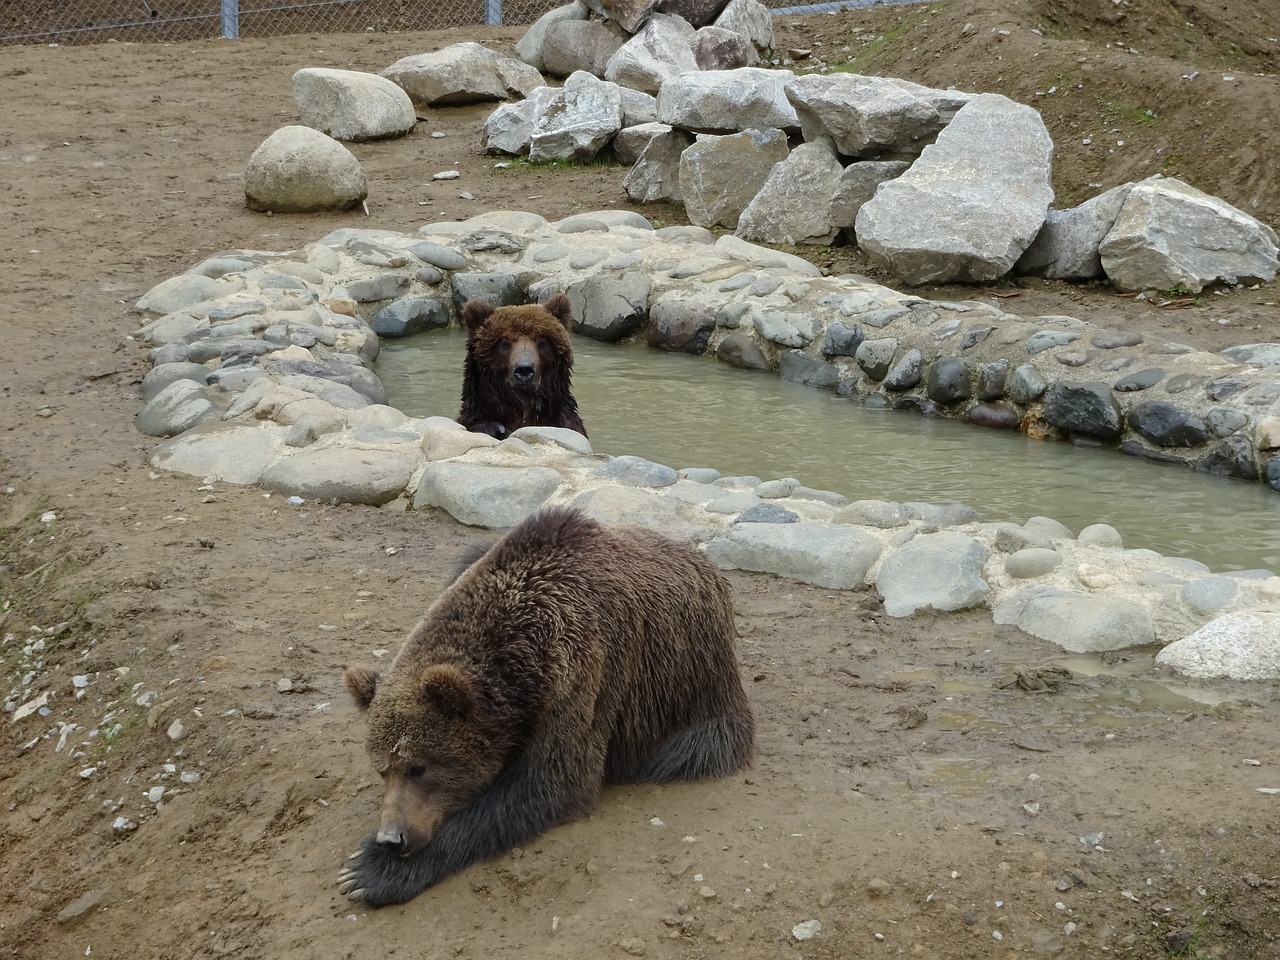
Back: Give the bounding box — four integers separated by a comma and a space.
822, 6, 934, 75
488, 150, 625, 173
1096, 96, 1161, 127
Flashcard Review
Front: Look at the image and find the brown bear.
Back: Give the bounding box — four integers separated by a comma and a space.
337, 507, 754, 907
456, 294, 587, 440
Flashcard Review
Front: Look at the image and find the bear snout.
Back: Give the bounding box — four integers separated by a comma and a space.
508, 340, 540, 390
511, 360, 537, 386
376, 824, 411, 856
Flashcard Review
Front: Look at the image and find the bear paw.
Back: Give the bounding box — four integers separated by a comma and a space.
336, 836, 437, 908
471, 420, 508, 440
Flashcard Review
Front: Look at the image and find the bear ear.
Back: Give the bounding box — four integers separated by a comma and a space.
461, 300, 496, 333
420, 663, 475, 719
344, 664, 380, 711
542, 293, 573, 330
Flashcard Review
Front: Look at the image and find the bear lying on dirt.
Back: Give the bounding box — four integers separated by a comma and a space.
338, 507, 754, 907
456, 293, 588, 439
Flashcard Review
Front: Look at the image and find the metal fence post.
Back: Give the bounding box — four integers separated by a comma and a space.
221, 0, 240, 38
484, 0, 502, 26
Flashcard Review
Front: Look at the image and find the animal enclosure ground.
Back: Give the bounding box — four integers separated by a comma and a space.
2, 2, 1280, 958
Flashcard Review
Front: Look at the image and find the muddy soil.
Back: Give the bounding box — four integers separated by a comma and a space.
2, 3, 1279, 958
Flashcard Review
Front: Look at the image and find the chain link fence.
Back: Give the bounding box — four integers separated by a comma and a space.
0, 0, 898, 45
0, 0, 566, 45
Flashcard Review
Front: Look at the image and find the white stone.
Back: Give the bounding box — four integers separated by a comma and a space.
1156, 612, 1280, 680
244, 125, 367, 214
381, 43, 545, 107
1100, 176, 1279, 293
855, 94, 1054, 284
292, 68, 416, 142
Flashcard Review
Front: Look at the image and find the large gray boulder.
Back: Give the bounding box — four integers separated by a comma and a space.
581, 0, 659, 33
542, 19, 628, 78
244, 125, 368, 214
481, 86, 559, 156
528, 71, 624, 163
712, 0, 773, 59
993, 585, 1156, 653
656, 0, 732, 27
855, 93, 1054, 284
604, 13, 698, 93
514, 1, 590, 73
1017, 182, 1134, 279
1099, 175, 1280, 293
679, 128, 789, 229
1156, 612, 1280, 681
736, 139, 844, 245
261, 449, 416, 507
613, 121, 675, 165
691, 25, 756, 69
785, 73, 949, 157
876, 531, 991, 617
291, 68, 416, 142
381, 42, 545, 108
623, 126, 692, 202
830, 159, 910, 234
566, 271, 653, 342
620, 87, 659, 126
656, 67, 798, 133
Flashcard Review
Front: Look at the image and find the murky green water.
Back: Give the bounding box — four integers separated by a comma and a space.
377, 330, 1280, 574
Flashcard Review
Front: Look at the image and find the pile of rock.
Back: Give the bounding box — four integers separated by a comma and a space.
485, 33, 1279, 292
237, 0, 1278, 296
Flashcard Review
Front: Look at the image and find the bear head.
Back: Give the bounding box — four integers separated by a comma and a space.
461, 294, 574, 398
343, 661, 511, 859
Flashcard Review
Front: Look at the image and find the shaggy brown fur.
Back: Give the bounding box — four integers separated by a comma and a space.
456, 294, 587, 439
338, 507, 754, 907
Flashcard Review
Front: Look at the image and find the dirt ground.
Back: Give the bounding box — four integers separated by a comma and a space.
3, 2, 1280, 958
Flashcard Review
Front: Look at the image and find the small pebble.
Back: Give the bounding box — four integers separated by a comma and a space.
166, 719, 186, 742
792, 920, 821, 941
147, 786, 165, 804
112, 816, 137, 835
432, 170, 460, 181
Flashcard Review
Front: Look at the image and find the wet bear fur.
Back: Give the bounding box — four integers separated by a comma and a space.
338, 507, 754, 907
456, 293, 587, 439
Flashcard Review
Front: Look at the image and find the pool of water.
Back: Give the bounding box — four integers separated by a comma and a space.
377, 330, 1280, 574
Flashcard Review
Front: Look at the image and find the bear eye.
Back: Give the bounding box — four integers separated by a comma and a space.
496, 337, 511, 351
407, 765, 427, 780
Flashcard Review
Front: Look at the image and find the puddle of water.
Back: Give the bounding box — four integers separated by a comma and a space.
885, 669, 990, 695
378, 331, 1280, 573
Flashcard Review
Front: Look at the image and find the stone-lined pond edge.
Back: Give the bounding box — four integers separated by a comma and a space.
131, 209, 1280, 680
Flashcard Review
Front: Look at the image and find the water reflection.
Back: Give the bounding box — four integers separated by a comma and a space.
377, 331, 1280, 573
